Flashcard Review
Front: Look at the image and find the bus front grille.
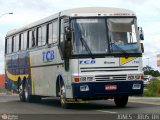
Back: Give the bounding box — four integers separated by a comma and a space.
80, 66, 138, 73
95, 75, 127, 81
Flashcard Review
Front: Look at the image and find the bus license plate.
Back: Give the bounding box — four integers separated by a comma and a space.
105, 85, 117, 90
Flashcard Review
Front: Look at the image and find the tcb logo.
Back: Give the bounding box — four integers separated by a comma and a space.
42, 50, 54, 63
79, 60, 96, 64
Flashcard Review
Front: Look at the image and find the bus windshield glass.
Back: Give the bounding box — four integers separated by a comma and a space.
72, 18, 141, 55
72, 18, 108, 55
108, 18, 141, 54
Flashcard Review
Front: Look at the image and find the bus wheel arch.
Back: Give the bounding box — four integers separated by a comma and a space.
56, 75, 70, 108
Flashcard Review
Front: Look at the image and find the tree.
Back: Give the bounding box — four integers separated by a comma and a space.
143, 65, 160, 77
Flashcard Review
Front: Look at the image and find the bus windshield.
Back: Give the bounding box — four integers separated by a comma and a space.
72, 18, 141, 55
72, 18, 108, 55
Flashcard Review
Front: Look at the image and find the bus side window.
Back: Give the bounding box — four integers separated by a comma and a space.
48, 22, 53, 44
28, 30, 36, 48
13, 35, 19, 52
20, 32, 27, 50
53, 20, 58, 43
38, 25, 46, 46
42, 25, 46, 45
28, 31, 32, 48
20, 33, 23, 51
12, 36, 14, 52
38, 27, 42, 46
6, 37, 12, 54
32, 30, 36, 47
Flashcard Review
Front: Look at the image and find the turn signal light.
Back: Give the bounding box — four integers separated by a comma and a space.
74, 77, 80, 83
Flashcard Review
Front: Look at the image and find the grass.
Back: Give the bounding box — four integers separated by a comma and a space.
143, 79, 160, 97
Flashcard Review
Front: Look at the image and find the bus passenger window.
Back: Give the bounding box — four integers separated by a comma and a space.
13, 36, 16, 52
48, 23, 53, 44
53, 21, 58, 43
28, 31, 32, 48
32, 30, 36, 47
20, 32, 27, 50
15, 34, 19, 51
38, 27, 42, 46
23, 32, 27, 50
41, 25, 46, 45
7, 37, 12, 53
38, 26, 46, 46
29, 30, 36, 48
20, 33, 24, 50
48, 20, 58, 44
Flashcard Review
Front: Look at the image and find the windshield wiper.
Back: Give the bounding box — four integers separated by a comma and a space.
80, 37, 94, 59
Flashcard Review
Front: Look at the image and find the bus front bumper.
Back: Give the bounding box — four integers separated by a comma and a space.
72, 80, 143, 99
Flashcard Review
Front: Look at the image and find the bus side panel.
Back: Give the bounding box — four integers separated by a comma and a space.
30, 46, 60, 96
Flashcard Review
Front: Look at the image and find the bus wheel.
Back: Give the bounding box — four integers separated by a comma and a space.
60, 82, 70, 108
23, 81, 35, 103
19, 83, 25, 102
114, 95, 128, 107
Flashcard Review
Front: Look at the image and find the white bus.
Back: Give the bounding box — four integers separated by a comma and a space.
5, 7, 144, 108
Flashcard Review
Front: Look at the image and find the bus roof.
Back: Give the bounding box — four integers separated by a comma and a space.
60, 7, 135, 16
6, 7, 136, 37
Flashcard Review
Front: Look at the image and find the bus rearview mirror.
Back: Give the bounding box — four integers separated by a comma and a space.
138, 27, 144, 40
65, 26, 72, 41
141, 43, 144, 53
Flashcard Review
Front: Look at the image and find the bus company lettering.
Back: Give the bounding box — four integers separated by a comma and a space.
79, 60, 96, 64
42, 50, 54, 63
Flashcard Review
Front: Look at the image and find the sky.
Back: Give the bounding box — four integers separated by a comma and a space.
0, 0, 160, 73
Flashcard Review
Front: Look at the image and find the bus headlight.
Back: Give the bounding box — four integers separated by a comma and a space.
80, 76, 94, 82
80, 77, 87, 82
73, 76, 94, 82
128, 75, 135, 80
128, 74, 143, 80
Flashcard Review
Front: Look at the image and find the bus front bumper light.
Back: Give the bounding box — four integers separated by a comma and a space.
132, 84, 141, 90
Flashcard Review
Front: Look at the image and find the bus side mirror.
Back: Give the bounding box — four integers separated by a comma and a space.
141, 43, 144, 53
64, 26, 72, 59
64, 26, 72, 71
138, 27, 144, 40
65, 26, 72, 41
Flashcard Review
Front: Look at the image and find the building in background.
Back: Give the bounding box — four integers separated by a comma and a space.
0, 74, 5, 89
157, 54, 160, 67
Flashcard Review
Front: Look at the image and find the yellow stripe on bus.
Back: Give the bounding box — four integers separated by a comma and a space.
120, 57, 137, 65
6, 70, 29, 82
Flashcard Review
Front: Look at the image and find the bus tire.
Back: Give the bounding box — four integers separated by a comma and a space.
23, 80, 36, 103
19, 87, 25, 102
60, 81, 70, 108
19, 80, 25, 102
114, 95, 128, 107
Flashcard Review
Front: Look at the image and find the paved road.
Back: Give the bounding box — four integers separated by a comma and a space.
0, 94, 160, 120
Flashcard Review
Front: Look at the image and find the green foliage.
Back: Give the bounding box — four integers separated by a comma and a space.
143, 80, 160, 97
143, 65, 160, 77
